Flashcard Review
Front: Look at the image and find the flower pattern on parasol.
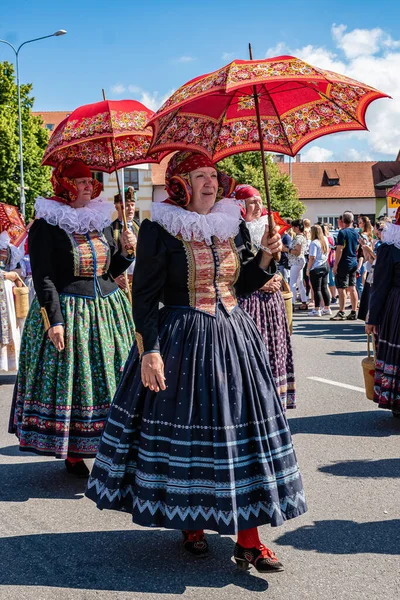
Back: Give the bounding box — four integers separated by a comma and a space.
147, 55, 389, 161
0, 203, 27, 248
42, 100, 168, 171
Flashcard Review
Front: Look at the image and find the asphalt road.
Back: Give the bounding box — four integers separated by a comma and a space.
0, 313, 399, 600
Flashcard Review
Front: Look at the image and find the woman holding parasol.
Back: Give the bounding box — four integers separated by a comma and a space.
9, 159, 136, 477
234, 184, 296, 410
86, 151, 307, 572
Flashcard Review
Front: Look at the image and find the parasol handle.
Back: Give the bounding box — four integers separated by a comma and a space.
102, 88, 129, 233
248, 44, 281, 262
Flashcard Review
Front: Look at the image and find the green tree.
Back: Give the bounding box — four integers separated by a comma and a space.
0, 61, 51, 220
218, 152, 305, 219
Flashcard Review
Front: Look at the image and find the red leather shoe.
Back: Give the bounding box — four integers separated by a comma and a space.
234, 543, 284, 573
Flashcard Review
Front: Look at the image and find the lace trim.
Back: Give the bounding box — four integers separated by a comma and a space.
151, 198, 241, 245
382, 223, 400, 249
34, 194, 114, 234
245, 215, 268, 249
0, 231, 24, 270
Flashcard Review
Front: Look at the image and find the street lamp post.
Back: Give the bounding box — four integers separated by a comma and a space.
0, 30, 67, 218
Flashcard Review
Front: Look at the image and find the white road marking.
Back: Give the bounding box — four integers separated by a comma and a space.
308, 376, 365, 393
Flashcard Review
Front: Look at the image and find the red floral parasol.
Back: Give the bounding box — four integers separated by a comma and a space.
42, 99, 167, 171
388, 181, 400, 201
147, 55, 389, 161
0, 203, 27, 248
270, 211, 291, 236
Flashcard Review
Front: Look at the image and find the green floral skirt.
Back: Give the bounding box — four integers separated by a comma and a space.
9, 290, 134, 458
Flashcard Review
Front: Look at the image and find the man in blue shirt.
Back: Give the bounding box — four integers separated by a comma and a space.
330, 211, 359, 320
278, 229, 292, 282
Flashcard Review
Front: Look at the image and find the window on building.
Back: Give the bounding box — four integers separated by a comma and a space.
93, 172, 103, 184
323, 169, 340, 186
45, 124, 54, 131
317, 215, 340, 229
124, 169, 139, 189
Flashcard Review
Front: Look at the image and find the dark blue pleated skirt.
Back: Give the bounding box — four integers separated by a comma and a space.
86, 305, 307, 534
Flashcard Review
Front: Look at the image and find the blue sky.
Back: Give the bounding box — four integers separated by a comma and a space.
1, 0, 400, 162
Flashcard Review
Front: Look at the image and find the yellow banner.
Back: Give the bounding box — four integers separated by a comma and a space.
387, 196, 400, 209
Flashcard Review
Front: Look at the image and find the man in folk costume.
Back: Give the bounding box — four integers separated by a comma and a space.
110, 186, 140, 291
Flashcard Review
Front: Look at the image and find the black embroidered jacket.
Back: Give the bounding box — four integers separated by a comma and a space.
29, 218, 133, 327
132, 219, 276, 355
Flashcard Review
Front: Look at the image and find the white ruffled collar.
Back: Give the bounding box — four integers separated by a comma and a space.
34, 194, 114, 234
151, 198, 241, 245
382, 222, 400, 249
245, 215, 268, 249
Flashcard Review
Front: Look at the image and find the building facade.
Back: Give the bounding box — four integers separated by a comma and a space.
278, 159, 400, 225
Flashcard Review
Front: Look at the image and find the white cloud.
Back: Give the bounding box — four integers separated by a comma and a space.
266, 24, 400, 159
177, 56, 196, 63
222, 52, 235, 61
332, 24, 383, 59
128, 85, 142, 94
344, 148, 374, 161
301, 146, 334, 162
139, 89, 175, 112
111, 84, 126, 94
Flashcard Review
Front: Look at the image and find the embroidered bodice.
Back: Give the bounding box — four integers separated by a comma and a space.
180, 237, 240, 316
68, 232, 110, 277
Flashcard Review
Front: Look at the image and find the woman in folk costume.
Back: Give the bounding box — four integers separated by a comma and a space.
366, 207, 400, 418
86, 151, 307, 572
234, 185, 296, 410
9, 159, 135, 477
0, 231, 24, 372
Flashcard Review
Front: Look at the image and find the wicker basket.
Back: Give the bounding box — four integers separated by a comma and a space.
281, 278, 293, 335
13, 276, 30, 319
361, 334, 376, 401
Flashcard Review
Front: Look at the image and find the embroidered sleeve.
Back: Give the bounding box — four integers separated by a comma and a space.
29, 219, 64, 327
132, 220, 168, 354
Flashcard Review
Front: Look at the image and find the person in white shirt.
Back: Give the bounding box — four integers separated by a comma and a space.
306, 224, 331, 316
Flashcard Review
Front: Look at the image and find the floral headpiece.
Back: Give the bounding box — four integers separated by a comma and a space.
50, 159, 102, 204
165, 151, 235, 207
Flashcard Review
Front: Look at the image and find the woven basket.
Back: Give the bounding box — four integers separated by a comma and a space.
281, 278, 293, 335
361, 334, 376, 401
13, 275, 30, 319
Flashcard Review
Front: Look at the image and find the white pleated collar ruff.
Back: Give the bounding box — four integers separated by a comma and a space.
151, 198, 241, 245
34, 194, 114, 235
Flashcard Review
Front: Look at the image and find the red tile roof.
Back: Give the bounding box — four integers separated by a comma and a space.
278, 161, 400, 199
32, 111, 71, 129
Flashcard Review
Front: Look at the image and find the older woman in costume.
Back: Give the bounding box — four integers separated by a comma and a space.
0, 232, 24, 372
86, 152, 306, 572
9, 159, 135, 476
366, 208, 400, 418
235, 185, 296, 410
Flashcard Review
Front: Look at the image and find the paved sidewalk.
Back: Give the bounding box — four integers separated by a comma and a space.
0, 315, 399, 599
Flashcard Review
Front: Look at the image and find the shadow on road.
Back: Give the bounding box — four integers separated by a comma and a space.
289, 410, 400, 438
0, 374, 17, 386
319, 458, 400, 479
326, 350, 367, 357
0, 530, 269, 593
275, 519, 400, 555
0, 459, 87, 501
292, 320, 366, 342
